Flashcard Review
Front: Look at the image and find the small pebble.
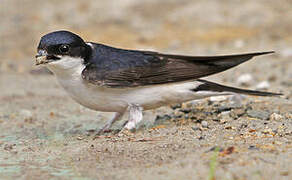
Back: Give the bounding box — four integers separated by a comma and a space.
236, 74, 253, 86
220, 111, 231, 116
256, 81, 270, 90
201, 121, 208, 128
209, 96, 227, 102
229, 94, 245, 107
180, 108, 191, 113
19, 109, 33, 121
231, 108, 246, 118
219, 113, 233, 124
171, 104, 181, 109
247, 110, 270, 120
76, 136, 83, 140
191, 126, 201, 131
270, 113, 284, 121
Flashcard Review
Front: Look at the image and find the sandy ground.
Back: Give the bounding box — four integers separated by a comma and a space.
0, 0, 292, 179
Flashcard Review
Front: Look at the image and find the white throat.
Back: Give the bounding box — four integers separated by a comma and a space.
46, 56, 85, 79
45, 56, 95, 109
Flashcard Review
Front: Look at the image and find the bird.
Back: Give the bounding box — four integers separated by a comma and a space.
35, 30, 281, 134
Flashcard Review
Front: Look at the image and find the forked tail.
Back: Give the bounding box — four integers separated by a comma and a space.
193, 79, 282, 96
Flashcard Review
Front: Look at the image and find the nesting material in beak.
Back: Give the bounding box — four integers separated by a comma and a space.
35, 50, 49, 65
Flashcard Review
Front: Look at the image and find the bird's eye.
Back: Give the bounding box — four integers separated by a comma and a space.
59, 44, 70, 53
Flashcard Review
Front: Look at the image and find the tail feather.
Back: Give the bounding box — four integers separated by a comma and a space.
193, 79, 282, 97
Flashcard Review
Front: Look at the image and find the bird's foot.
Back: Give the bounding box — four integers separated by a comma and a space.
93, 104, 143, 139
93, 112, 123, 139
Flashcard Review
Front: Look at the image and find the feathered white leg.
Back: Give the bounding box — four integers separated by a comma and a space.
124, 104, 143, 130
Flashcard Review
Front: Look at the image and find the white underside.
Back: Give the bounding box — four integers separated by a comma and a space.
46, 56, 232, 113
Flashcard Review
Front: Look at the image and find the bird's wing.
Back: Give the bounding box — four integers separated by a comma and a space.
82, 44, 273, 88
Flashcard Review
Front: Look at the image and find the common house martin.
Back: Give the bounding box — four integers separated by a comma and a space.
35, 30, 281, 134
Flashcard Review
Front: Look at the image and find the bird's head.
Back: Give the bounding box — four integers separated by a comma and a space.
35, 31, 91, 69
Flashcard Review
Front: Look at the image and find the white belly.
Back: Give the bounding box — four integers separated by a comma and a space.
57, 75, 204, 112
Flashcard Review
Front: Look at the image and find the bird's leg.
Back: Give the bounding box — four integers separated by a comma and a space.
95, 112, 123, 135
124, 104, 143, 130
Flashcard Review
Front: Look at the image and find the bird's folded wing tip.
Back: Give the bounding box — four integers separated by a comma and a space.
252, 51, 275, 56
263, 51, 275, 54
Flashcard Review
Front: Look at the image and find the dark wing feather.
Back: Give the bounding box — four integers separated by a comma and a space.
194, 79, 282, 96
82, 43, 273, 88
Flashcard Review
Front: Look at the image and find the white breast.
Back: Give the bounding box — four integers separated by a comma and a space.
46, 56, 126, 112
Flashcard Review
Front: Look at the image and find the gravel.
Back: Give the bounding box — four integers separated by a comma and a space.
247, 110, 271, 120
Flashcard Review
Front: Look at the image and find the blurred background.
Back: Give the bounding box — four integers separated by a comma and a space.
0, 1, 292, 179
1, 0, 292, 77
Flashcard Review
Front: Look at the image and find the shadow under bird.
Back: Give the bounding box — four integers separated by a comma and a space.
35, 30, 281, 134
